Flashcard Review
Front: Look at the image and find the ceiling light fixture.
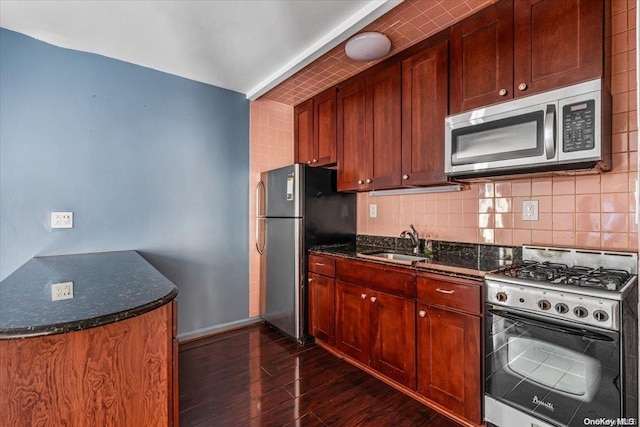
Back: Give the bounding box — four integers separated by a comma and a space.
345, 32, 391, 61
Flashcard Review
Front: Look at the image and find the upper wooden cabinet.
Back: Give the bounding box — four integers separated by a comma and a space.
294, 87, 337, 167
450, 0, 604, 114
337, 63, 402, 191
401, 39, 449, 186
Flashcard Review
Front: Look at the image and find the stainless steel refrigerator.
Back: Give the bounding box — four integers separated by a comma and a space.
256, 164, 356, 342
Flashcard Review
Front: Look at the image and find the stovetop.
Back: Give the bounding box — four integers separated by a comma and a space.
500, 260, 633, 291
484, 246, 638, 330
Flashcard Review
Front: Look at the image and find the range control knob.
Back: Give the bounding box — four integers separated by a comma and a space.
537, 300, 551, 310
593, 310, 609, 322
555, 303, 569, 314
495, 292, 508, 302
574, 306, 589, 318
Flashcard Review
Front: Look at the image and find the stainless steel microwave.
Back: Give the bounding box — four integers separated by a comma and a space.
445, 79, 611, 179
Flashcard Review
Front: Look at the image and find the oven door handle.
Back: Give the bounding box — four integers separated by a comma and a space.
488, 308, 614, 342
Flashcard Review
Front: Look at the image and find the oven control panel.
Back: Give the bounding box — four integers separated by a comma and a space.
485, 279, 619, 330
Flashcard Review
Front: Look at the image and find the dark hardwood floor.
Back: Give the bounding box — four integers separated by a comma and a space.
179, 322, 464, 427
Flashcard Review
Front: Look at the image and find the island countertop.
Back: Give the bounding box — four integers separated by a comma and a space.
0, 250, 178, 339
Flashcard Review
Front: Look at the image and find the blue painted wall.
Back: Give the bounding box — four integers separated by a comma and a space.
0, 29, 250, 338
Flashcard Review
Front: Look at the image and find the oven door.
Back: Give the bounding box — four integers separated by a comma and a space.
485, 306, 620, 427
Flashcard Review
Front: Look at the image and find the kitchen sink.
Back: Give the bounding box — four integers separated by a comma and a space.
356, 251, 430, 265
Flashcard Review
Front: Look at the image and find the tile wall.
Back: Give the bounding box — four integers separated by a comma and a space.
358, 0, 638, 251
248, 99, 294, 317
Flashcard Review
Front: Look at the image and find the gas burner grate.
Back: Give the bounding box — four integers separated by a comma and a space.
505, 262, 633, 291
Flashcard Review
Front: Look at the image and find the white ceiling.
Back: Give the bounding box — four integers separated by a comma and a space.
0, 0, 402, 99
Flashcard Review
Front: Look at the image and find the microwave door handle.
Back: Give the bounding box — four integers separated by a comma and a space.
544, 104, 557, 159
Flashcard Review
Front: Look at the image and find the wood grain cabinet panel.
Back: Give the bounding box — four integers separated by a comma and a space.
401, 39, 449, 186
335, 280, 370, 364
308, 272, 335, 345
370, 290, 416, 388
0, 303, 176, 427
513, 0, 604, 96
295, 88, 337, 167
337, 63, 401, 191
450, 0, 605, 114
417, 303, 481, 425
449, 0, 513, 113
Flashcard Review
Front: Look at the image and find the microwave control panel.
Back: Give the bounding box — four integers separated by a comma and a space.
562, 99, 595, 152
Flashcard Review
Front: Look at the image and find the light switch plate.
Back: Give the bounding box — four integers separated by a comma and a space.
522, 200, 539, 221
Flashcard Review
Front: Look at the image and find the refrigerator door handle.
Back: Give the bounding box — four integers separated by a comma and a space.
255, 180, 266, 255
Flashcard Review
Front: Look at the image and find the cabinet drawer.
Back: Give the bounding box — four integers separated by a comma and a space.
309, 254, 336, 277
417, 275, 481, 315
336, 259, 415, 299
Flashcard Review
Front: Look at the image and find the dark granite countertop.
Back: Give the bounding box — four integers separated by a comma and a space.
311, 240, 518, 282
0, 251, 178, 339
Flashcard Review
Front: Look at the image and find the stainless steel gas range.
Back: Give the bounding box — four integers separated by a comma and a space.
484, 246, 638, 427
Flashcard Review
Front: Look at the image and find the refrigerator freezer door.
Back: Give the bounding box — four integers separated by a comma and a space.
260, 217, 303, 340
262, 164, 302, 218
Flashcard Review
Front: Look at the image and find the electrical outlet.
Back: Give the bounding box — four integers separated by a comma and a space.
522, 200, 539, 221
369, 204, 377, 218
51, 212, 73, 228
51, 282, 74, 301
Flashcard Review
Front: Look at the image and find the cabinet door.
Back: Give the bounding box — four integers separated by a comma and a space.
294, 98, 314, 165
337, 80, 366, 191
449, 0, 514, 114
401, 40, 449, 186
370, 291, 416, 389
335, 280, 370, 364
417, 304, 481, 424
314, 88, 337, 166
308, 272, 335, 345
513, 0, 603, 97
365, 63, 402, 189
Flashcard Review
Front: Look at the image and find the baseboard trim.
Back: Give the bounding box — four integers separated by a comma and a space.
177, 317, 262, 342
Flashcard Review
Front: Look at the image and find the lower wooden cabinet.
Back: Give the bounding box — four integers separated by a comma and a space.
335, 280, 416, 388
309, 254, 482, 426
417, 303, 481, 424
308, 272, 335, 345
335, 280, 370, 364
370, 290, 416, 388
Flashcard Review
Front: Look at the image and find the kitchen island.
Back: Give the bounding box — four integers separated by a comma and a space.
0, 251, 178, 427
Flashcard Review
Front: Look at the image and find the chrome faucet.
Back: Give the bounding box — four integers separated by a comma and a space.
400, 224, 420, 253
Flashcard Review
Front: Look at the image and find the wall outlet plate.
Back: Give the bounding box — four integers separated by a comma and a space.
51, 281, 74, 301
369, 204, 377, 218
51, 212, 73, 228
522, 200, 539, 221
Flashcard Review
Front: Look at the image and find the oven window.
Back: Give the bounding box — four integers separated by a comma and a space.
451, 111, 544, 165
485, 308, 620, 427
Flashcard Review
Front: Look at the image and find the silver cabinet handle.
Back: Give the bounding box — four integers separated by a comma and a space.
365, 178, 372, 184
518, 83, 528, 91
358, 180, 364, 185
498, 89, 507, 96
370, 297, 377, 303
544, 104, 556, 159
255, 180, 266, 255
315, 263, 325, 266
306, 160, 312, 164
312, 158, 318, 163
361, 293, 367, 300
308, 278, 313, 282
419, 310, 427, 318
436, 288, 455, 294
402, 174, 409, 180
